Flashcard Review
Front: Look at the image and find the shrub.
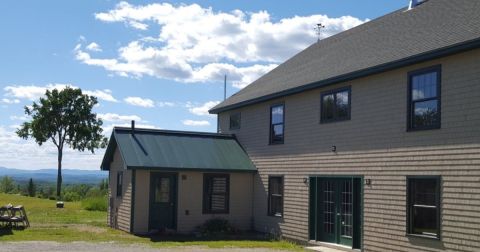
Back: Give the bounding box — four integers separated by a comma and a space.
196, 218, 238, 236
81, 196, 107, 211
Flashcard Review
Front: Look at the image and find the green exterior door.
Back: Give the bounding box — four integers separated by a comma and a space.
149, 173, 177, 231
313, 178, 360, 248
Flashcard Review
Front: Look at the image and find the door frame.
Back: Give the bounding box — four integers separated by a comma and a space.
148, 172, 178, 231
308, 175, 364, 250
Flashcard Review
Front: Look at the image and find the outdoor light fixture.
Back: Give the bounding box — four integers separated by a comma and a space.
365, 179, 372, 186
331, 145, 337, 152
303, 177, 309, 185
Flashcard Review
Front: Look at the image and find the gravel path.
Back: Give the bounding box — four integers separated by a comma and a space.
0, 241, 289, 252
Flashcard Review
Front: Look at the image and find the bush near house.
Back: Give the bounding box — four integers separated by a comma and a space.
196, 218, 239, 236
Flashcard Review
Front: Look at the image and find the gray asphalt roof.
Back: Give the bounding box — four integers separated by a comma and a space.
100, 128, 256, 172
210, 0, 480, 113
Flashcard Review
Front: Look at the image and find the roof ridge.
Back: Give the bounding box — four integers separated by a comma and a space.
113, 127, 235, 138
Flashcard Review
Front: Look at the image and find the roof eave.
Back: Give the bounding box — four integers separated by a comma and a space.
209, 37, 480, 114
126, 166, 257, 173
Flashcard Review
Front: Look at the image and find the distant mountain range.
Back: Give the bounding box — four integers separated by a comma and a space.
0, 167, 107, 185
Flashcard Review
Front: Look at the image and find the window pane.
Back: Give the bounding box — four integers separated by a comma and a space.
272, 124, 284, 142
336, 91, 349, 119
412, 179, 437, 206
413, 206, 438, 236
212, 177, 227, 193
230, 113, 240, 129
412, 72, 437, 100
271, 106, 284, 124
269, 177, 282, 195
322, 94, 335, 120
154, 178, 170, 203
211, 194, 226, 211
413, 100, 439, 128
270, 195, 283, 216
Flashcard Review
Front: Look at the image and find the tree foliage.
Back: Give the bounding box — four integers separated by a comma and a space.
0, 176, 15, 193
16, 87, 108, 199
27, 178, 36, 197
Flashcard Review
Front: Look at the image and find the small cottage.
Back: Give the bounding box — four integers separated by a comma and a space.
100, 124, 256, 234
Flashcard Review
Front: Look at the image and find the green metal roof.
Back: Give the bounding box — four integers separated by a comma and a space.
100, 127, 256, 172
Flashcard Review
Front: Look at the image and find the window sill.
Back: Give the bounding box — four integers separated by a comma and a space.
320, 118, 350, 124
407, 125, 441, 132
269, 142, 284, 145
203, 212, 229, 215
268, 213, 283, 218
406, 233, 440, 240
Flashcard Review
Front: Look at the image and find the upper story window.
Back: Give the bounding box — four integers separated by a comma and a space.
407, 176, 441, 239
408, 66, 441, 131
270, 104, 284, 144
229, 113, 241, 130
116, 171, 123, 197
321, 87, 351, 123
203, 174, 230, 214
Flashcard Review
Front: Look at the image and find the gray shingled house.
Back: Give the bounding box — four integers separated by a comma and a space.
102, 0, 480, 251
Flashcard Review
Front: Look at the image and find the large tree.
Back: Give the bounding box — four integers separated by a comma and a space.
17, 87, 108, 200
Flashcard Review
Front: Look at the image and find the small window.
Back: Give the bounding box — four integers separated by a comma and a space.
268, 176, 284, 217
116, 171, 123, 197
229, 113, 241, 130
203, 174, 230, 214
270, 104, 284, 144
407, 176, 441, 239
408, 66, 441, 130
321, 87, 351, 123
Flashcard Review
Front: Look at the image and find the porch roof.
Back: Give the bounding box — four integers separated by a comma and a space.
100, 127, 256, 172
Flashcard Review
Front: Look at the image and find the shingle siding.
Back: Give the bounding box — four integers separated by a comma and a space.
108, 148, 132, 233
218, 49, 480, 251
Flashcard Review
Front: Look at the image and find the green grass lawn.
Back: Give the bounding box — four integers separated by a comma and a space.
0, 193, 302, 250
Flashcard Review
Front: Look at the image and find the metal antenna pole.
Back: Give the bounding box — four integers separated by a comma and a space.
314, 23, 326, 42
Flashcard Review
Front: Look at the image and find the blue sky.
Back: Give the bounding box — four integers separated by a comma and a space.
0, 0, 407, 170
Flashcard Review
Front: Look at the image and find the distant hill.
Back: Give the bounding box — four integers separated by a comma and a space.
0, 167, 107, 185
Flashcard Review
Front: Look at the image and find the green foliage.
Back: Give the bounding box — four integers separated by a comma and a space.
27, 178, 36, 197
16, 87, 108, 199
196, 218, 239, 236
0, 176, 15, 193
81, 196, 107, 211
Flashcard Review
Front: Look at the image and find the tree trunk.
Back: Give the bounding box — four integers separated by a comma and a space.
57, 148, 63, 200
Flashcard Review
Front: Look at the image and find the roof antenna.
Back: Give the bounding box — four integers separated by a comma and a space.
314, 23, 326, 42
224, 74, 227, 101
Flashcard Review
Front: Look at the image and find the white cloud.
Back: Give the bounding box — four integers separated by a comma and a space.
1, 98, 20, 104
3, 84, 118, 102
86, 42, 102, 52
75, 2, 367, 88
157, 101, 175, 107
97, 113, 142, 123
182, 119, 210, 126
124, 96, 155, 107
9, 115, 29, 121
188, 101, 220, 116
83, 89, 118, 102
